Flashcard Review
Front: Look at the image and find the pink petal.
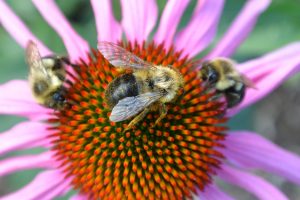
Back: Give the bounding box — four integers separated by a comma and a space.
121, 0, 158, 44
0, 80, 50, 120
229, 43, 300, 115
0, 170, 69, 200
175, 0, 225, 58
0, 151, 56, 176
32, 0, 90, 62
34, 176, 71, 200
239, 42, 300, 75
0, 99, 49, 121
154, 0, 190, 48
91, 0, 122, 43
0, 0, 50, 55
0, 80, 35, 102
206, 0, 271, 59
0, 122, 51, 156
198, 184, 234, 200
70, 194, 87, 200
221, 131, 300, 186
218, 165, 288, 200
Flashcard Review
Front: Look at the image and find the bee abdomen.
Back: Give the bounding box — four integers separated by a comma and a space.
105, 73, 139, 107
224, 84, 246, 108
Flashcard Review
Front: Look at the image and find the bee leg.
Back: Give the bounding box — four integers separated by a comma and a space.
153, 103, 167, 127
123, 107, 150, 133
60, 56, 80, 69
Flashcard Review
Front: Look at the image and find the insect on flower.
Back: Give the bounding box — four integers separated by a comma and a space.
198, 58, 256, 108
1, 1, 300, 199
98, 42, 184, 131
25, 40, 71, 110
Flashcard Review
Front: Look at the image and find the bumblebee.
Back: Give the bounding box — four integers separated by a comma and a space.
26, 40, 70, 109
199, 58, 255, 108
98, 42, 184, 131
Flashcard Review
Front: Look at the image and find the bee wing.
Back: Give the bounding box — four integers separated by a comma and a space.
25, 41, 48, 76
110, 92, 162, 122
241, 74, 257, 89
98, 41, 153, 69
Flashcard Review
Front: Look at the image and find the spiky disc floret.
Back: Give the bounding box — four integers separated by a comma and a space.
50, 41, 228, 200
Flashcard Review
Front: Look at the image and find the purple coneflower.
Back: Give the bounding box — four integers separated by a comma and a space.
1, 0, 300, 199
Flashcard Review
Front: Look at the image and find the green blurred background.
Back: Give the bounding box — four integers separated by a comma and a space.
1, 0, 300, 199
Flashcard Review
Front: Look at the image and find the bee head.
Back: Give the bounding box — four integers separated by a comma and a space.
201, 62, 219, 84
48, 90, 67, 110
152, 68, 173, 90
53, 92, 65, 102
153, 74, 172, 89
151, 66, 183, 103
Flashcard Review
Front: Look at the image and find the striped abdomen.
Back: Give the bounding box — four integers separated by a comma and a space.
105, 73, 139, 108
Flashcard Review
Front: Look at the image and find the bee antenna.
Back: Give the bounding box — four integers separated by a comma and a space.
61, 57, 80, 69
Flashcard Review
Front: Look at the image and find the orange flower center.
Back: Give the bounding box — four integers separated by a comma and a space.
50, 42, 227, 200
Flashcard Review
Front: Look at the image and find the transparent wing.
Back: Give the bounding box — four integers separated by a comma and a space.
110, 92, 162, 122
98, 41, 153, 69
241, 74, 257, 89
25, 41, 48, 76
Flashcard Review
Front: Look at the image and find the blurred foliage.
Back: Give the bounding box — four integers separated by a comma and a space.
0, 0, 300, 199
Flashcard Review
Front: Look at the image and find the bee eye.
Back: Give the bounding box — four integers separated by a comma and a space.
208, 72, 218, 84
53, 92, 65, 102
